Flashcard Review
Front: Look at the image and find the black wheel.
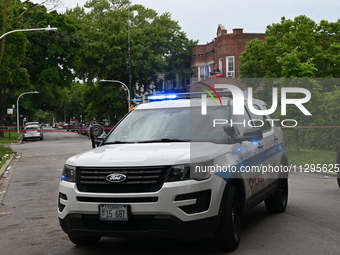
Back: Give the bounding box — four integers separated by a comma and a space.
214, 184, 241, 251
337, 172, 340, 189
265, 178, 288, 213
68, 234, 101, 246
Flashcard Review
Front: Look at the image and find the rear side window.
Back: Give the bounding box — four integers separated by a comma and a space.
26, 127, 39, 131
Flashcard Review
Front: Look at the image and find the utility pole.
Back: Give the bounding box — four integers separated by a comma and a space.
127, 5, 132, 101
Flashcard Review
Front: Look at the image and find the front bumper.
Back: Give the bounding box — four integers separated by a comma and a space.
59, 213, 220, 241
58, 175, 226, 239
24, 133, 41, 139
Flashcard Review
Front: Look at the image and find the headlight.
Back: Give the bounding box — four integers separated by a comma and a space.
166, 160, 213, 182
61, 165, 76, 182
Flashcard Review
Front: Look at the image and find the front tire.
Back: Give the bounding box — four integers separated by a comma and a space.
265, 178, 288, 213
214, 184, 241, 251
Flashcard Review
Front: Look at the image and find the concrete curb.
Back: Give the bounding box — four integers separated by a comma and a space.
0, 154, 15, 180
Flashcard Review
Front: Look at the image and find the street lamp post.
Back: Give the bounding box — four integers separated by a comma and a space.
0, 25, 58, 40
100, 80, 131, 112
17, 91, 39, 133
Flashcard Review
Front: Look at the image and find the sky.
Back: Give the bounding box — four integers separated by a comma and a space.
34, 0, 340, 44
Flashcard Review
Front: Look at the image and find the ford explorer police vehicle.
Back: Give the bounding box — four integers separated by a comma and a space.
58, 90, 289, 251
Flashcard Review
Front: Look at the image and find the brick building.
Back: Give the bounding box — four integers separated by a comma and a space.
191, 25, 265, 87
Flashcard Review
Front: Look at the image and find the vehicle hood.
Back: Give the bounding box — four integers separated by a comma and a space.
66, 142, 233, 167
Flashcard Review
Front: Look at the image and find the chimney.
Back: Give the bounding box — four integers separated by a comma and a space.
233, 28, 243, 34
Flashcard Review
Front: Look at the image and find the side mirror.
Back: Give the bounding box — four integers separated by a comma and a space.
223, 124, 237, 143
236, 128, 263, 143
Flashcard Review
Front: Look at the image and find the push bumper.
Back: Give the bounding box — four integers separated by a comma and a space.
59, 213, 220, 241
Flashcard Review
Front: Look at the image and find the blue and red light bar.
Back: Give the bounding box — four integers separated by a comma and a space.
147, 91, 233, 101
147, 94, 178, 100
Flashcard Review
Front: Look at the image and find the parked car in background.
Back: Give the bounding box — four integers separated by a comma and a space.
75, 123, 88, 135
67, 121, 78, 132
54, 122, 64, 129
73, 122, 83, 133
23, 125, 43, 141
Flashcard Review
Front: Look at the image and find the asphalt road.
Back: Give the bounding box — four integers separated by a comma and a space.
0, 128, 339, 255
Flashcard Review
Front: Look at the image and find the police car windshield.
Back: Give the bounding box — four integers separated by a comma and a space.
105, 107, 230, 144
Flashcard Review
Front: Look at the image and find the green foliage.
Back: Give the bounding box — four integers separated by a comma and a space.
0, 144, 15, 168
0, 1, 83, 135
239, 16, 340, 150
0, 0, 197, 128
82, 81, 127, 124
23, 4, 84, 113
0, 131, 20, 144
240, 15, 340, 80
64, 0, 195, 122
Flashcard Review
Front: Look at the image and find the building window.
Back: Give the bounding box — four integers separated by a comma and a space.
199, 66, 205, 79
226, 56, 234, 77
219, 58, 223, 74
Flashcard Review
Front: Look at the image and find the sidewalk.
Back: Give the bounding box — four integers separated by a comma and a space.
0, 154, 14, 179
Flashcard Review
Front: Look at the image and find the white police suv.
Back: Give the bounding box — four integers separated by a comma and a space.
58, 89, 289, 251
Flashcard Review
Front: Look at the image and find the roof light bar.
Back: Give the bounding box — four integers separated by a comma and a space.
147, 94, 178, 100
147, 91, 233, 101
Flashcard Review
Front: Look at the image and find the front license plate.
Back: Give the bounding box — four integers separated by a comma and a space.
99, 204, 128, 221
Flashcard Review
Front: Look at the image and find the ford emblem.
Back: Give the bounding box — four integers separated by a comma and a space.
106, 173, 127, 183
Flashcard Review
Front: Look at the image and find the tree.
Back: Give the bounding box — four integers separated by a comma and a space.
240, 15, 340, 82
65, 0, 195, 123
22, 4, 84, 116
1, 0, 36, 136
0, 0, 83, 135
239, 16, 340, 150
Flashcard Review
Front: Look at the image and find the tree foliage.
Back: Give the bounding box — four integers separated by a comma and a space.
0, 0, 83, 135
65, 0, 196, 123
240, 15, 340, 81
239, 16, 340, 150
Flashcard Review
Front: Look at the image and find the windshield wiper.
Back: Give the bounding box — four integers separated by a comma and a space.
138, 138, 190, 143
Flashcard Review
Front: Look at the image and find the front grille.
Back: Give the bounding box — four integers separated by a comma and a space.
82, 214, 154, 231
76, 166, 170, 193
